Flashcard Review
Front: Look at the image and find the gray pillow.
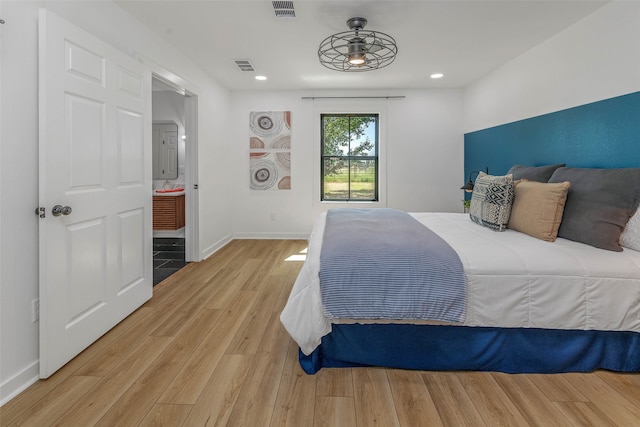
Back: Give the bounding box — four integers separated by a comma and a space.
548, 167, 640, 251
507, 163, 565, 182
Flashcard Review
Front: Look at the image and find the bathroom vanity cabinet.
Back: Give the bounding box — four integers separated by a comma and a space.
153, 194, 185, 230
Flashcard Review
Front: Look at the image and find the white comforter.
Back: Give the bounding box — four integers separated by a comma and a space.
280, 212, 640, 355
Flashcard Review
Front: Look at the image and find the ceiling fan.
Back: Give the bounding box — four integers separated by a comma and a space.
318, 17, 398, 72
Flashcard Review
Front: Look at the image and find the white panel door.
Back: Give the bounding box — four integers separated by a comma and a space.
38, 9, 152, 378
163, 127, 179, 179
152, 123, 178, 179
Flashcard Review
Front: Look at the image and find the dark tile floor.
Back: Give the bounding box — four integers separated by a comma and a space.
153, 237, 187, 286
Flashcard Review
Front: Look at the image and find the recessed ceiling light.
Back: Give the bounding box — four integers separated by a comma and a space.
430, 73, 444, 79
255, 75, 267, 81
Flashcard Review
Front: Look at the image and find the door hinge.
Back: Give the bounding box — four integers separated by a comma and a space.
35, 207, 46, 218
193, 184, 198, 190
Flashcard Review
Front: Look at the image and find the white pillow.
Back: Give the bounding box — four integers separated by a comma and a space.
621, 210, 640, 251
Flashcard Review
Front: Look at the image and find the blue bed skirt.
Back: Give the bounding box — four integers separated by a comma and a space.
299, 323, 640, 374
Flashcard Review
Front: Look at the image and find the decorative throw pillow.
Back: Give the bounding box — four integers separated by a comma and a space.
548, 167, 640, 251
508, 180, 571, 241
620, 209, 640, 251
469, 172, 515, 231
507, 163, 565, 182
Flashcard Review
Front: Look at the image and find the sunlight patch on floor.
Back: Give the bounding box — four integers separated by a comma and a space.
285, 247, 307, 262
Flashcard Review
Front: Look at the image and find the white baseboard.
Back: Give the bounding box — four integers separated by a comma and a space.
197, 232, 310, 261
201, 233, 233, 260
0, 360, 39, 407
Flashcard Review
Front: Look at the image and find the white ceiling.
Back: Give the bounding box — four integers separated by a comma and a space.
116, 0, 608, 91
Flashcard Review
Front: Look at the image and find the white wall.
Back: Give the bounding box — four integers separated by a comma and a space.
230, 89, 465, 237
0, 0, 232, 404
464, 0, 640, 133
0, 0, 41, 405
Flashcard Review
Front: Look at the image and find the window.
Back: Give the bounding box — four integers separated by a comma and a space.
321, 114, 379, 201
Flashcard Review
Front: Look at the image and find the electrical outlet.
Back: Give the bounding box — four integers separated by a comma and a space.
270, 212, 277, 221
32, 299, 39, 323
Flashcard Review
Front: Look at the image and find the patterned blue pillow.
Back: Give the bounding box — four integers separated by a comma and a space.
469, 172, 515, 231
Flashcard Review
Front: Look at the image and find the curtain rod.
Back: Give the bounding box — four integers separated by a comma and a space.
301, 96, 405, 100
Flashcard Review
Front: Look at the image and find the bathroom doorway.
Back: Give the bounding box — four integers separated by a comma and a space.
151, 75, 199, 285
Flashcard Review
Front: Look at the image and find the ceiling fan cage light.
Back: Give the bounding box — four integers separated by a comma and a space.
318, 17, 398, 72
347, 38, 367, 64
348, 53, 366, 65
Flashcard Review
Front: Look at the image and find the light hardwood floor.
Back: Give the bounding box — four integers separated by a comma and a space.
2, 239, 639, 426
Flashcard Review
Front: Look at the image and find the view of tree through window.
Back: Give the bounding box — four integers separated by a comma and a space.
321, 114, 378, 201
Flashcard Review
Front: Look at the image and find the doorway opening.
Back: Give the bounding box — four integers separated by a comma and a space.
151, 75, 199, 285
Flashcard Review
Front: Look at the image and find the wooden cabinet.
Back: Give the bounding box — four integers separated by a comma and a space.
153, 195, 185, 230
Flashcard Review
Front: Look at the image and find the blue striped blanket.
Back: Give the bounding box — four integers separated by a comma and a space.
319, 208, 466, 322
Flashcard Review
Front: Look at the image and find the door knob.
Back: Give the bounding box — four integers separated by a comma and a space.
52, 205, 72, 216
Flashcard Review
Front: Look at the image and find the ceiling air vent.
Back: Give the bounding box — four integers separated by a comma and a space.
273, 1, 295, 19
234, 60, 255, 72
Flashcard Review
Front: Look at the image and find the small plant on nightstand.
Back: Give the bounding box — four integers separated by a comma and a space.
462, 199, 470, 213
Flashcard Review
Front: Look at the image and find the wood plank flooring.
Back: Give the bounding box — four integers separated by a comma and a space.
2, 239, 639, 426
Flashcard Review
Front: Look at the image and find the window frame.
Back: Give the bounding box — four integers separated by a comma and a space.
320, 113, 380, 202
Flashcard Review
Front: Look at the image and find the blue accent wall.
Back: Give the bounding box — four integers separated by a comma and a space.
464, 91, 640, 184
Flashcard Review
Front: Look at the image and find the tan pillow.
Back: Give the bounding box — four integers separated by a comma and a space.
508, 180, 571, 241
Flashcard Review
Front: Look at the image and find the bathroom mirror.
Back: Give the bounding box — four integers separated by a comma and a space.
152, 121, 179, 179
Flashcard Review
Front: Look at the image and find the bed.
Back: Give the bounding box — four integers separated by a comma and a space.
280, 166, 640, 374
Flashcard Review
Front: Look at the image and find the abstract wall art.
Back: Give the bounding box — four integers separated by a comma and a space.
249, 111, 291, 190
